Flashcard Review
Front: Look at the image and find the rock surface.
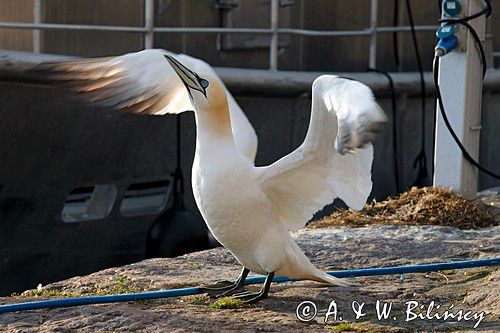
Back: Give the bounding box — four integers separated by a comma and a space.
1, 225, 499, 332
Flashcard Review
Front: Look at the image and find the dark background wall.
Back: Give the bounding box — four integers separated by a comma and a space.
0, 80, 497, 216
0, 0, 499, 295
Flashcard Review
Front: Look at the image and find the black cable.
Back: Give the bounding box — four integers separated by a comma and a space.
432, 2, 446, 180
405, 0, 430, 187
367, 68, 401, 192
462, 21, 487, 78
441, 20, 488, 78
433, 57, 500, 180
393, 0, 400, 67
433, 0, 499, 180
391, 1, 402, 193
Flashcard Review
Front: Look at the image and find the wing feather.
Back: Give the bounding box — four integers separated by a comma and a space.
259, 75, 385, 231
35, 49, 258, 162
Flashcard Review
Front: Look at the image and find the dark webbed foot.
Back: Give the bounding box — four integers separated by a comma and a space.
215, 283, 247, 298
231, 291, 267, 304
200, 267, 249, 297
230, 271, 275, 304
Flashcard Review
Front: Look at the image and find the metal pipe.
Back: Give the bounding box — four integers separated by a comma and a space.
369, 0, 378, 69
215, 67, 438, 97
278, 28, 370, 37
0, 22, 441, 35
154, 27, 272, 34
269, 0, 279, 70
144, 0, 154, 49
32, 0, 43, 53
205, 68, 500, 96
0, 22, 147, 32
377, 25, 438, 32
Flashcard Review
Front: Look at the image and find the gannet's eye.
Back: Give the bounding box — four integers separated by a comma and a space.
199, 79, 209, 89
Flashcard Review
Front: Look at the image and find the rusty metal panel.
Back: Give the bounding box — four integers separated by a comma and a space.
42, 0, 144, 56
0, 0, 35, 52
0, 0, 481, 71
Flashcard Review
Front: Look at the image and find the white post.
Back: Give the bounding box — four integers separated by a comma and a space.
433, 0, 486, 199
144, 0, 154, 49
368, 0, 378, 69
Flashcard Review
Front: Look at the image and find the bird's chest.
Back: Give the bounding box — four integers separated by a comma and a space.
193, 155, 245, 214
191, 153, 266, 237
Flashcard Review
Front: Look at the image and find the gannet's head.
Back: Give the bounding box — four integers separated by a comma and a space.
164, 55, 228, 113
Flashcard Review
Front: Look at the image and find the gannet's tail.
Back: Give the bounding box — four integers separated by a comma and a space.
304, 266, 351, 287
277, 235, 351, 287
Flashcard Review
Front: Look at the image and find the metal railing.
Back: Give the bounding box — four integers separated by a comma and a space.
0, 0, 491, 70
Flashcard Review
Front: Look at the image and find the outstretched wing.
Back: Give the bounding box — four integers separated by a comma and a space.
259, 75, 386, 231
35, 49, 258, 162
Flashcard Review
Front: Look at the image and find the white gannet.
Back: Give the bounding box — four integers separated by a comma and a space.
40, 49, 386, 303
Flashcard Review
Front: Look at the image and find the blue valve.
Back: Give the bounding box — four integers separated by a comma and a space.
435, 24, 459, 57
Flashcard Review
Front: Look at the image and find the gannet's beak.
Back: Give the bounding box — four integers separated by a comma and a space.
164, 55, 209, 98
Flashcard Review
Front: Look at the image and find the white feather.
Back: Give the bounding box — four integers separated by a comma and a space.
41, 49, 258, 163
259, 75, 385, 231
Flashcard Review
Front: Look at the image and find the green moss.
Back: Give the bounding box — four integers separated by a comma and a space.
208, 297, 243, 309
327, 322, 367, 332
18, 275, 143, 299
77, 276, 142, 296
21, 288, 80, 298
111, 275, 142, 294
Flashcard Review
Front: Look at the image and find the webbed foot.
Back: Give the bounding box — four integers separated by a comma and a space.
229, 271, 275, 304
200, 267, 250, 297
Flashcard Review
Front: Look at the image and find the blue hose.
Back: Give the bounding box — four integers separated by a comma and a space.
1, 257, 498, 314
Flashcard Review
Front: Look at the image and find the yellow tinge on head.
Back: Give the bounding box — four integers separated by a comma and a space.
164, 54, 232, 135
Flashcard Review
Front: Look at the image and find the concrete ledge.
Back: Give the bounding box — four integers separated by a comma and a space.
0, 225, 498, 331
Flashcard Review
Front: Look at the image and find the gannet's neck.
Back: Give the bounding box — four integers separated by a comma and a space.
190, 78, 239, 158
194, 104, 236, 154
197, 104, 231, 135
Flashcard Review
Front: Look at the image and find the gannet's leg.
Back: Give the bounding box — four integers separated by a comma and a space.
231, 271, 274, 304
200, 267, 250, 294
